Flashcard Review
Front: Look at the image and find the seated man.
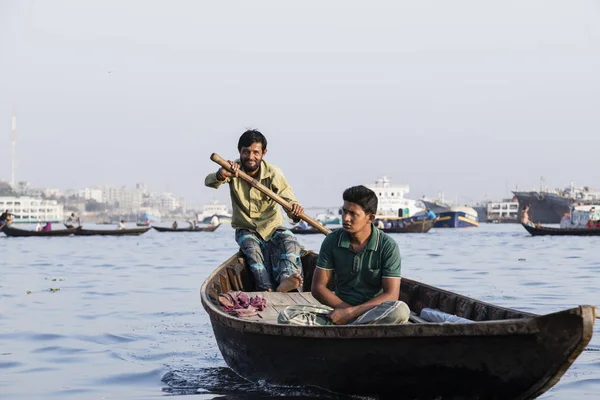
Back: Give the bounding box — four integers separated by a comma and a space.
310, 185, 409, 325
0, 209, 15, 225
426, 208, 436, 220
65, 212, 79, 228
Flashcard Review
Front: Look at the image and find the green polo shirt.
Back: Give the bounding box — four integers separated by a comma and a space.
316, 226, 401, 306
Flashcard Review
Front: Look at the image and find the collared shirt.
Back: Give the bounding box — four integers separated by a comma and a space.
205, 159, 298, 241
316, 226, 401, 306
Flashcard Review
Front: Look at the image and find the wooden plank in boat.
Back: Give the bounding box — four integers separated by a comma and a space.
285, 292, 310, 305
271, 304, 287, 314
247, 292, 290, 306
254, 304, 280, 322
298, 292, 321, 305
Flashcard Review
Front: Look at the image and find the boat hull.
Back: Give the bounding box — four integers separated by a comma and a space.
152, 224, 220, 233
201, 252, 595, 400
522, 223, 600, 236
73, 227, 151, 236
421, 199, 451, 214
208, 306, 592, 400
1, 225, 78, 237
434, 211, 478, 228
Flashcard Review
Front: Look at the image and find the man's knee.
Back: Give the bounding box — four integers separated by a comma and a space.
236, 232, 263, 256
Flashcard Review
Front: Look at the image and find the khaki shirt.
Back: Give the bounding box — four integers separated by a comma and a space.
205, 159, 298, 241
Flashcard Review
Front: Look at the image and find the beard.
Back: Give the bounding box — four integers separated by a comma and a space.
242, 159, 260, 172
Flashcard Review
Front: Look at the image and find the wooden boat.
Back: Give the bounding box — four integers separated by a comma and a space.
382, 219, 435, 233
201, 251, 595, 400
152, 224, 221, 233
290, 220, 435, 235
289, 226, 337, 235
522, 223, 600, 236
72, 226, 151, 236
1, 224, 78, 237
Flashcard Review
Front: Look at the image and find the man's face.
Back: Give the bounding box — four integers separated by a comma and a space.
239, 142, 266, 172
341, 201, 374, 234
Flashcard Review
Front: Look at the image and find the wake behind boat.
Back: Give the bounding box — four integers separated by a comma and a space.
201, 251, 595, 400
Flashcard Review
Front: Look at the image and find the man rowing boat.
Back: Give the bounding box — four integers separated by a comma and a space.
205, 129, 304, 292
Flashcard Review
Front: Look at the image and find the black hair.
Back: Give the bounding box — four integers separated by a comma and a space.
238, 130, 267, 152
342, 185, 378, 215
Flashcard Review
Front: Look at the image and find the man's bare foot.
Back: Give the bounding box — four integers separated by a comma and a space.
276, 273, 303, 292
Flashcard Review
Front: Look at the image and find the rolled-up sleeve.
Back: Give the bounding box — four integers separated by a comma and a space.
205, 172, 229, 189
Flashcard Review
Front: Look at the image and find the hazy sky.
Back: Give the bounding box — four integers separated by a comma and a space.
1, 0, 599, 207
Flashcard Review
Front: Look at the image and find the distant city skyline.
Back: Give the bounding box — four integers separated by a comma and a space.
2, 1, 599, 208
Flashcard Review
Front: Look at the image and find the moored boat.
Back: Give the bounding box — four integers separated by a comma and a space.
365, 176, 423, 218
197, 200, 233, 224
1, 224, 78, 237
201, 251, 595, 400
152, 224, 220, 233
434, 206, 479, 228
73, 226, 151, 236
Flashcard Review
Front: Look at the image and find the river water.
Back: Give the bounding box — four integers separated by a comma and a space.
1, 223, 598, 399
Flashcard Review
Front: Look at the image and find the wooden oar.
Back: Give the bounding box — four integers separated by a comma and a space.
210, 153, 331, 235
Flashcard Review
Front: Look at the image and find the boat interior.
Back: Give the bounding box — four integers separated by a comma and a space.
205, 250, 535, 324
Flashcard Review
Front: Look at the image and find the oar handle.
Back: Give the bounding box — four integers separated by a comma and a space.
211, 153, 331, 236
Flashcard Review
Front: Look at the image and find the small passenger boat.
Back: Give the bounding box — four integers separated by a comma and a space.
152, 224, 220, 233
522, 223, 600, 236
201, 251, 595, 400
72, 226, 151, 236
1, 224, 78, 237
202, 152, 595, 399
